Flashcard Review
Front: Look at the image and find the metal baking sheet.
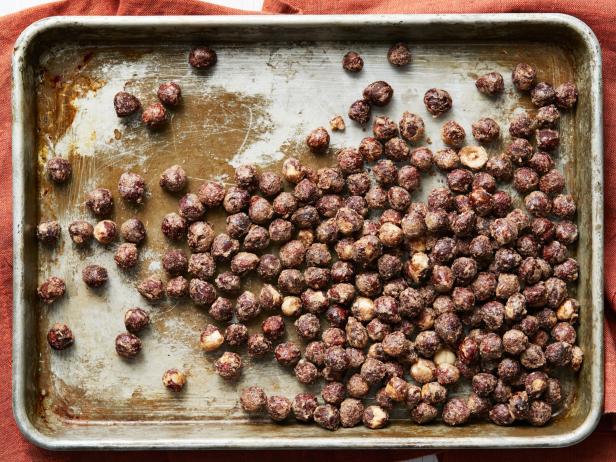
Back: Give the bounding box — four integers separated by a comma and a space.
12, 14, 603, 449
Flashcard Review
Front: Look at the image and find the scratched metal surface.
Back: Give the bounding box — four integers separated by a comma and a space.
12, 15, 603, 449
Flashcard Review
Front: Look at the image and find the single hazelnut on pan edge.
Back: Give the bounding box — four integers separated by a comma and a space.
46, 157, 72, 183
47, 323, 74, 350
342, 51, 363, 72
189, 46, 217, 69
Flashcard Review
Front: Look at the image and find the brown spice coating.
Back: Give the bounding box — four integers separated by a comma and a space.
37, 220, 60, 246
266, 395, 291, 422
82, 264, 108, 288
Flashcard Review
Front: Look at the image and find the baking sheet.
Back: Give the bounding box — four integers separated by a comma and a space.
12, 14, 604, 449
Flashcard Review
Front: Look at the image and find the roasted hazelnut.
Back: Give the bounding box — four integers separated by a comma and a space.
188, 252, 216, 280
525, 191, 552, 217
306, 127, 330, 154
513, 167, 539, 194
348, 99, 371, 125
46, 158, 73, 184
118, 172, 146, 204
421, 381, 448, 406
467, 393, 490, 418
265, 395, 291, 422
555, 82, 578, 109
292, 393, 318, 422
360, 405, 388, 430
445, 169, 472, 194
113, 242, 138, 270
384, 137, 410, 161
35, 220, 60, 246
141, 102, 167, 128
423, 88, 452, 116
310, 404, 339, 431
410, 358, 436, 384
506, 138, 533, 165
509, 112, 534, 138
245, 333, 272, 359
479, 333, 503, 360
178, 193, 205, 222
535, 129, 560, 152
534, 105, 560, 129
435, 312, 463, 345
441, 120, 466, 147
113, 91, 141, 117
409, 402, 437, 425
240, 386, 267, 414
47, 323, 74, 350
489, 403, 514, 426
92, 220, 117, 245
222, 323, 247, 347
222, 187, 250, 215
337, 399, 364, 428
160, 249, 187, 276
520, 343, 546, 369
527, 151, 555, 176
115, 332, 141, 358
162, 368, 186, 392
165, 276, 187, 299
320, 381, 345, 406
160, 213, 186, 241
200, 324, 224, 352
188, 45, 217, 68
82, 264, 108, 288
273, 341, 301, 367
485, 155, 514, 181
86, 188, 113, 217
530, 82, 555, 107
363, 81, 394, 107
472, 117, 500, 143
372, 115, 398, 142
189, 279, 216, 306
476, 72, 504, 96
158, 164, 187, 193
469, 188, 493, 217
342, 50, 364, 72
122, 307, 149, 334
68, 220, 93, 246
214, 351, 242, 381
512, 63, 536, 90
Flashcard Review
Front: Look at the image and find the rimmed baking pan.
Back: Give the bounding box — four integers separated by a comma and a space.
12, 14, 603, 449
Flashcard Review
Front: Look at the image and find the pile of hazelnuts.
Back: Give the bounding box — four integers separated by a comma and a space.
38, 42, 583, 431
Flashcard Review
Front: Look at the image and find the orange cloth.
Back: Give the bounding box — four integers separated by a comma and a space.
1, 0, 615, 460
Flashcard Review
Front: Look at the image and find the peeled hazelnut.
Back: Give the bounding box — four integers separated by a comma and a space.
459, 146, 488, 170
